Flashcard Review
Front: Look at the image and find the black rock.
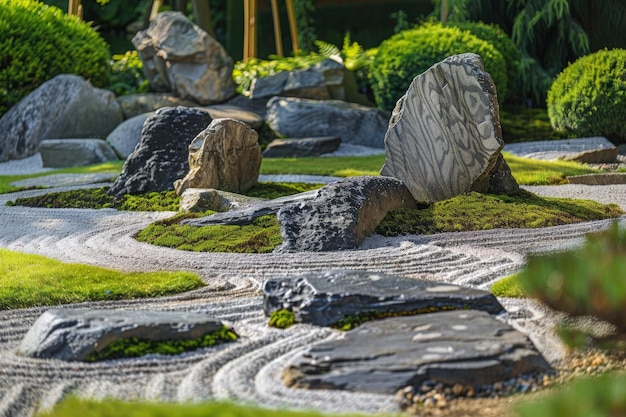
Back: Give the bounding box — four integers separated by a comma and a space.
107, 106, 212, 199
284, 310, 551, 394
263, 270, 505, 327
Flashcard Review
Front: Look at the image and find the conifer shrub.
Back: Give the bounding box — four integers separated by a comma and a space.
369, 22, 507, 110
0, 0, 110, 116
547, 49, 626, 144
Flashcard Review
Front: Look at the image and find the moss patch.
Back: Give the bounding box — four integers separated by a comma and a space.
375, 191, 622, 236
333, 306, 458, 331
269, 309, 295, 329
490, 274, 526, 298
85, 325, 238, 362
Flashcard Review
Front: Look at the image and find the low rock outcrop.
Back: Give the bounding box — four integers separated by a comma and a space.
263, 136, 341, 158
180, 188, 265, 212
39, 139, 118, 168
117, 93, 198, 119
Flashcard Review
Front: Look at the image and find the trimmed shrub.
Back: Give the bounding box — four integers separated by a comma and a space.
370, 22, 507, 110
0, 0, 110, 116
448, 21, 521, 101
547, 48, 626, 144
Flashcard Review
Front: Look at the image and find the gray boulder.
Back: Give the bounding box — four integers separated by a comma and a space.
108, 106, 212, 200
263, 270, 505, 327
17, 308, 226, 362
284, 310, 551, 394
133, 12, 236, 105
266, 97, 390, 148
106, 113, 153, 159
380, 53, 518, 204
275, 176, 417, 252
39, 139, 119, 168
117, 93, 198, 119
180, 188, 265, 212
174, 118, 262, 195
263, 136, 341, 158
195, 104, 265, 129
0, 74, 123, 162
503, 137, 618, 164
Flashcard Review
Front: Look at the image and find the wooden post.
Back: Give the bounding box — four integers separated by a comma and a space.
192, 0, 217, 39
270, 0, 284, 57
68, 0, 82, 19
150, 0, 162, 21
243, 0, 258, 61
285, 0, 300, 54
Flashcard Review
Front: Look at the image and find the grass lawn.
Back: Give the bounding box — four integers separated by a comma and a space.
0, 249, 204, 309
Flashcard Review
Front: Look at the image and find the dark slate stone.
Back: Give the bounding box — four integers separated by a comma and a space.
263, 270, 505, 327
263, 136, 341, 158
17, 308, 225, 362
284, 310, 552, 394
275, 176, 417, 252
107, 106, 212, 200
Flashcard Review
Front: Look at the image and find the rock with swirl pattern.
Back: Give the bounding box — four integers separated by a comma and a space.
380, 53, 518, 204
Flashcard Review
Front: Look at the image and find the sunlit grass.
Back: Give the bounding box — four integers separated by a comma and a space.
259, 155, 385, 177
503, 151, 598, 185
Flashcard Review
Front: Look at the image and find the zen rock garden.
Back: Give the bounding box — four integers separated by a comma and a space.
0, 10, 621, 417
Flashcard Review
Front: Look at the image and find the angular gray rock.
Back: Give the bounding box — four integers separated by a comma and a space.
266, 97, 390, 148
0, 74, 123, 162
173, 118, 262, 195
180, 188, 265, 212
503, 137, 618, 164
39, 139, 119, 168
250, 58, 344, 100
17, 308, 225, 362
117, 93, 198, 119
263, 137, 341, 158
567, 173, 626, 185
380, 53, 518, 204
263, 270, 505, 327
133, 12, 236, 105
275, 176, 417, 252
106, 113, 153, 159
107, 106, 212, 200
284, 310, 552, 394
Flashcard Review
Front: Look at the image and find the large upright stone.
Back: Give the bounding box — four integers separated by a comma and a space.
174, 118, 262, 195
107, 107, 212, 199
17, 308, 225, 362
0, 74, 123, 162
267, 97, 390, 148
380, 53, 518, 204
275, 176, 417, 252
133, 12, 236, 105
263, 270, 505, 327
284, 311, 551, 394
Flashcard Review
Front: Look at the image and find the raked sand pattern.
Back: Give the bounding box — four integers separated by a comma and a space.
0, 183, 625, 417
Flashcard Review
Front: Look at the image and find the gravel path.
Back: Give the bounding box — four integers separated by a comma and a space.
0, 176, 625, 416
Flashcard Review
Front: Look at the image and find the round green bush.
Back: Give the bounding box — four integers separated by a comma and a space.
0, 0, 111, 116
370, 22, 507, 110
447, 21, 520, 101
547, 48, 626, 143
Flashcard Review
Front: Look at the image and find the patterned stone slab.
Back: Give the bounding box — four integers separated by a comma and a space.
263, 270, 505, 326
380, 53, 508, 204
284, 310, 551, 394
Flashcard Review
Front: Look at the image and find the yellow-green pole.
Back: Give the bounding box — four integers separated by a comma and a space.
285, 0, 300, 53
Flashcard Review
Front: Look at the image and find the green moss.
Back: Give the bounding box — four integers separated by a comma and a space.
490, 274, 526, 298
85, 325, 238, 362
333, 306, 458, 331
260, 155, 385, 177
269, 309, 295, 329
376, 191, 622, 236
245, 182, 323, 199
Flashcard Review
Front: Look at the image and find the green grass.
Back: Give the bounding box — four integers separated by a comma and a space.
504, 152, 598, 185
0, 249, 204, 310
490, 274, 526, 298
260, 155, 386, 177
39, 397, 379, 417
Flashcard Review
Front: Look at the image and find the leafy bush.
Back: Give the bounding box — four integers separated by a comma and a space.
370, 22, 507, 110
547, 48, 626, 144
0, 0, 110, 116
519, 223, 626, 337
105, 51, 149, 96
448, 21, 521, 101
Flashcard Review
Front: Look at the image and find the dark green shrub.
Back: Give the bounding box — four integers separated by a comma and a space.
105, 51, 149, 96
547, 48, 626, 144
447, 21, 521, 101
0, 0, 110, 116
370, 22, 507, 110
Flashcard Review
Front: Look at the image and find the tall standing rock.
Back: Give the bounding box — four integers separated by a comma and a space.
174, 118, 262, 195
133, 12, 236, 105
107, 107, 212, 199
380, 53, 518, 204
0, 74, 123, 162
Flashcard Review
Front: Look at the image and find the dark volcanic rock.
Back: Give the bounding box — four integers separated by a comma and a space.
17, 308, 226, 362
262, 270, 505, 326
107, 106, 212, 199
275, 176, 417, 252
284, 310, 551, 394
263, 136, 341, 158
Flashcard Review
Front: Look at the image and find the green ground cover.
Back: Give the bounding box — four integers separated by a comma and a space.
0, 249, 204, 310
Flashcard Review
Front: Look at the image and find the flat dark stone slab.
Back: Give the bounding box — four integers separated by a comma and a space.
17, 309, 225, 361
263, 270, 504, 327
284, 310, 551, 394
